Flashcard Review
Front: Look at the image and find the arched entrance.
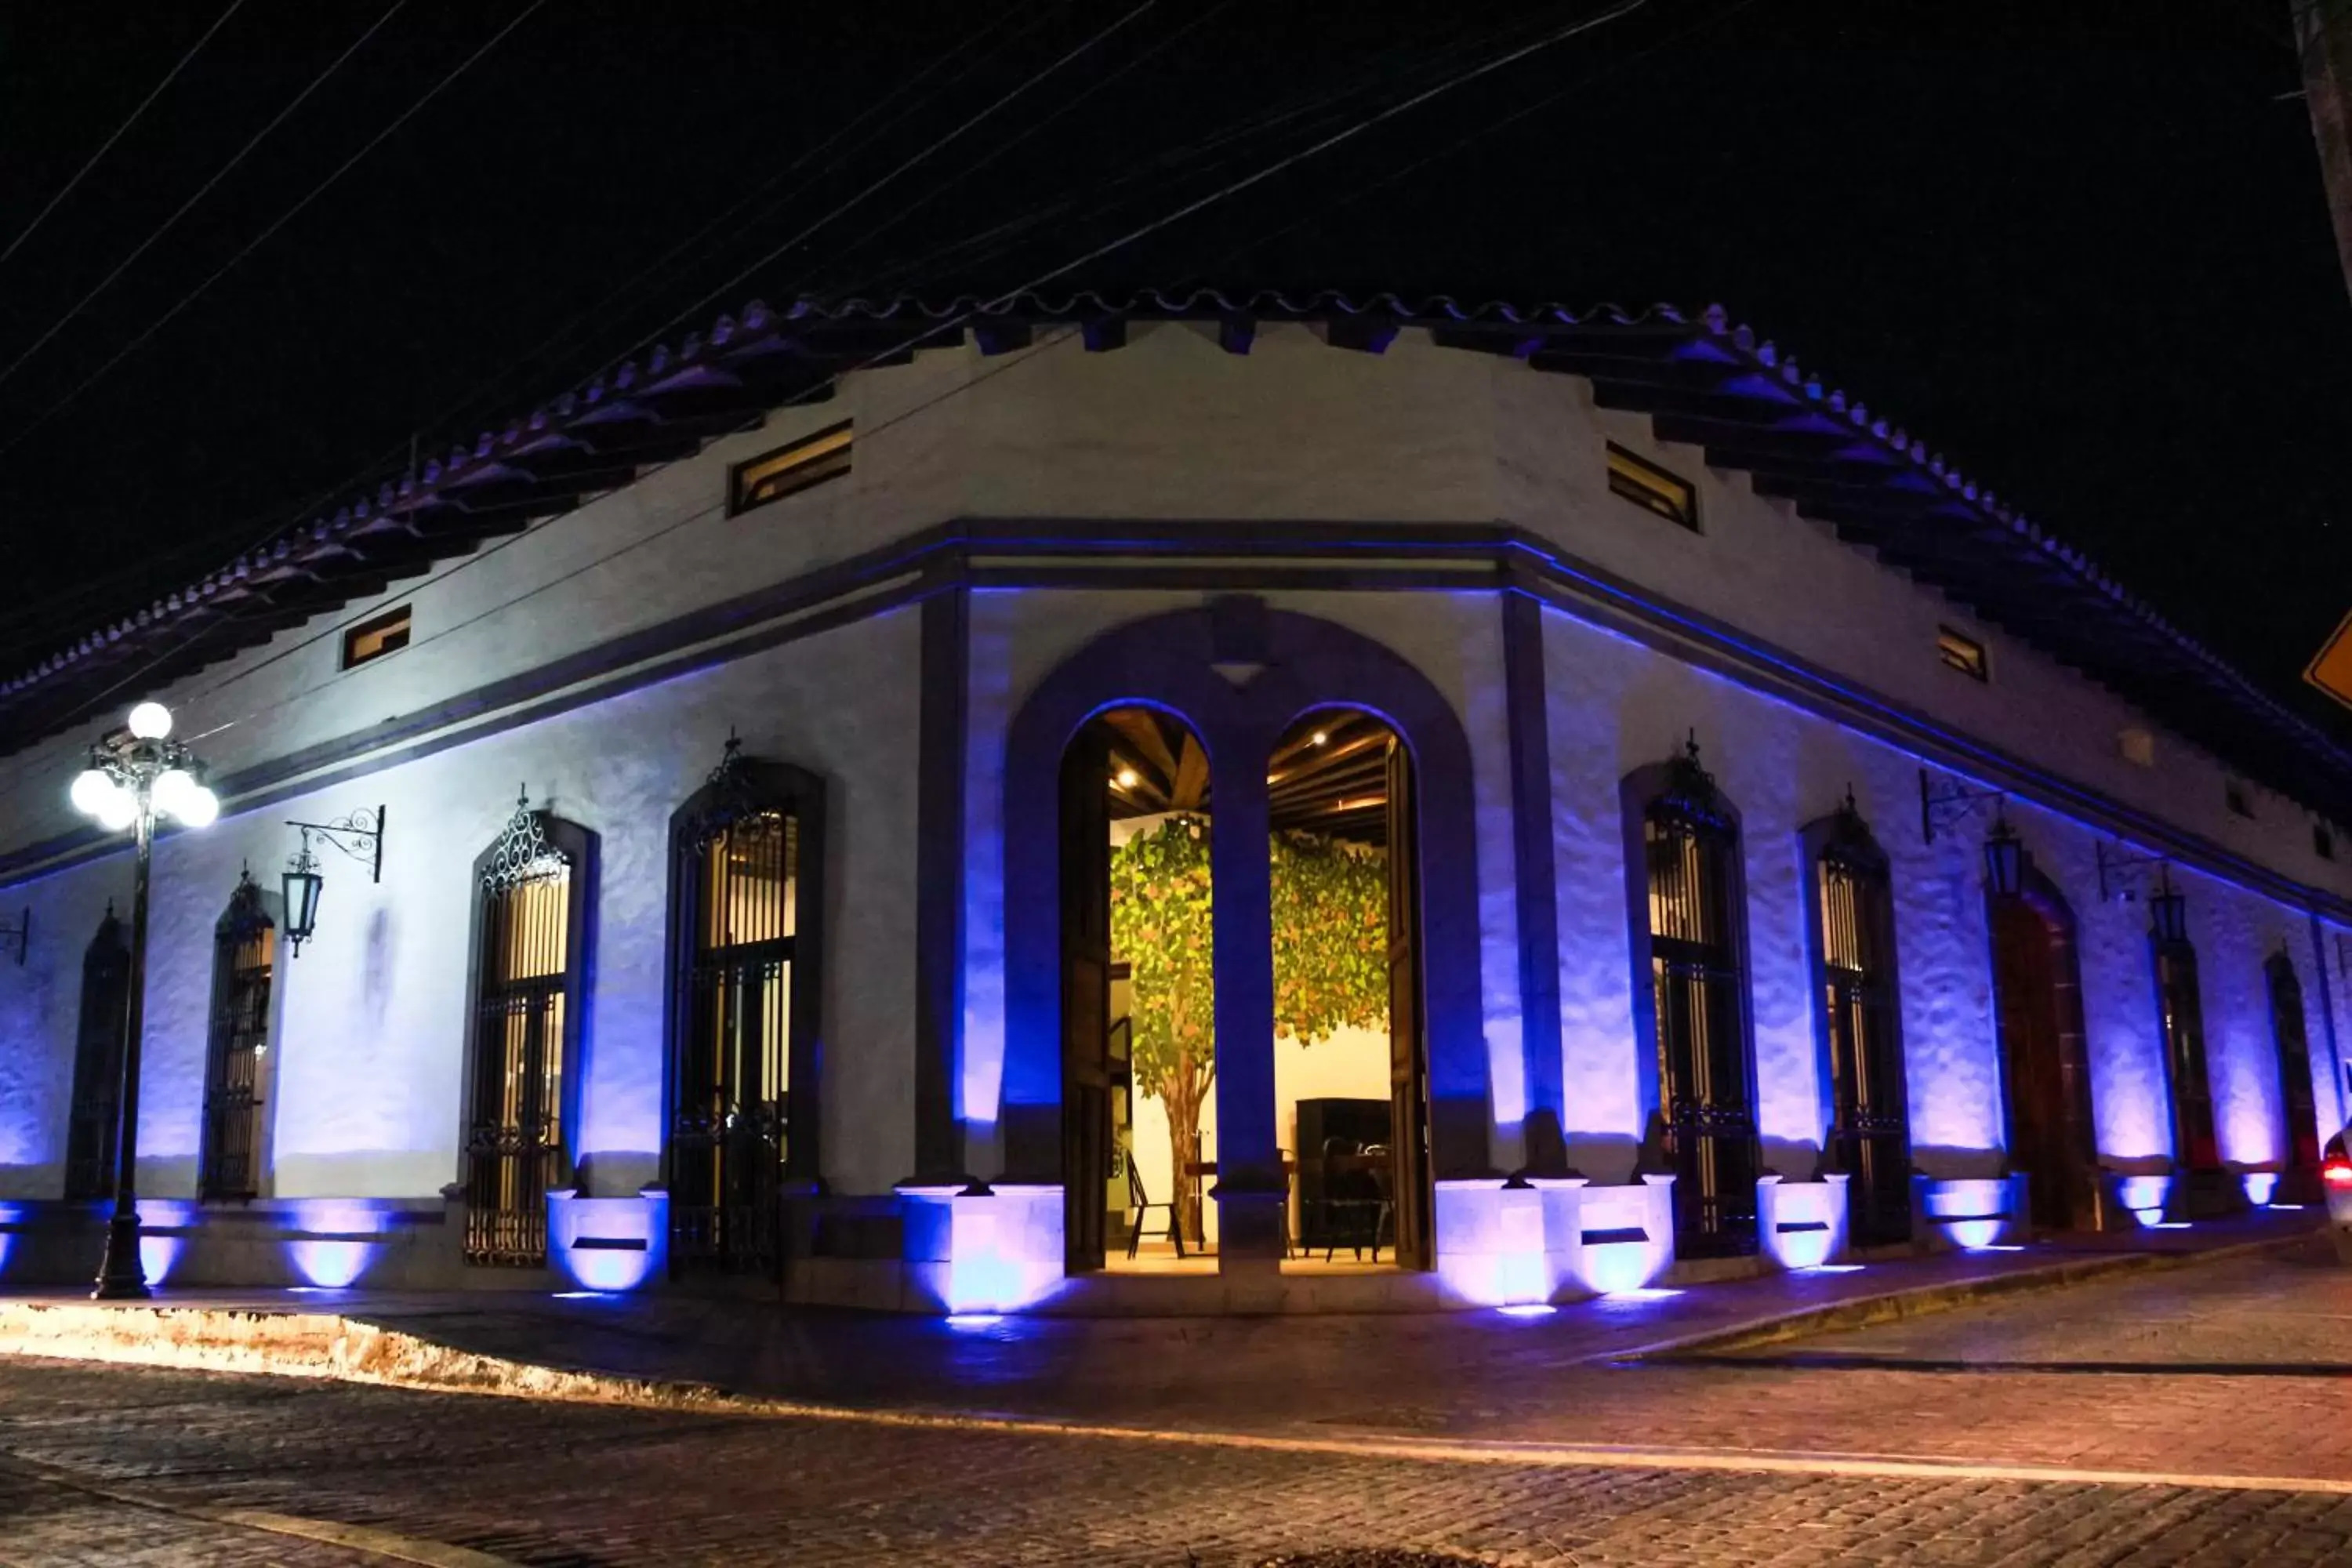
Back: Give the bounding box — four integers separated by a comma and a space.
1988, 866, 2100, 1231
1062, 705, 1220, 1272
1268, 706, 1432, 1272
1007, 602, 1485, 1279
2265, 953, 2325, 1202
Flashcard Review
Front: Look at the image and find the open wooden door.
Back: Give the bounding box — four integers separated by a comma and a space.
1061, 727, 1112, 1273
1383, 735, 1433, 1269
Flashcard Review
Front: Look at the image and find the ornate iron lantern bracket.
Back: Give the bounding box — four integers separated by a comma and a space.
285, 805, 386, 883
2095, 839, 2171, 904
280, 806, 386, 957
1918, 768, 2005, 845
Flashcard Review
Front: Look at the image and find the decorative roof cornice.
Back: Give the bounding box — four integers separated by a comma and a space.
8, 289, 2346, 821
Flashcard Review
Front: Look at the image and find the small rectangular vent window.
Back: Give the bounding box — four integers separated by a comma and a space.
730, 420, 852, 515
1606, 443, 1698, 532
1936, 626, 1988, 683
2118, 728, 2156, 768
2316, 824, 2336, 862
2226, 782, 2254, 820
342, 605, 411, 669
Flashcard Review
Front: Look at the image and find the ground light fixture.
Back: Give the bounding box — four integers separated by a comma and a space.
69, 700, 220, 1299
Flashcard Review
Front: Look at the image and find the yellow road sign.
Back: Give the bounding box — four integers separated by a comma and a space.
2307, 609, 2352, 713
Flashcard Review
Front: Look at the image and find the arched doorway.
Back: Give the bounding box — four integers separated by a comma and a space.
1268, 707, 1432, 1271
1988, 867, 2100, 1231
1007, 603, 1487, 1281
1062, 706, 1219, 1272
2265, 953, 2325, 1202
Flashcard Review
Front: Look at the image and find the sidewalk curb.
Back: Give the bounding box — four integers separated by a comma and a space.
1606, 1231, 2316, 1363
0, 1228, 2318, 1428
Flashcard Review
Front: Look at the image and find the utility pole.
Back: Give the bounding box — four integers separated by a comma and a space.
2295, 0, 2352, 299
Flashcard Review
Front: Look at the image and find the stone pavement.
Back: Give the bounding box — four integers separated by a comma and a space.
0, 1207, 2318, 1439
4, 1223, 2352, 1565
5, 1312, 2352, 1566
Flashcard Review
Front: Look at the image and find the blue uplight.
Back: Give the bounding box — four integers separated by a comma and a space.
1496, 1303, 1556, 1318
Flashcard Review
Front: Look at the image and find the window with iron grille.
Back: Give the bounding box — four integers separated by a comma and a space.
463, 797, 590, 1269
1632, 742, 1759, 1258
1810, 806, 1911, 1249
199, 874, 274, 1202
666, 737, 826, 1279
2154, 937, 2220, 1176
64, 909, 131, 1203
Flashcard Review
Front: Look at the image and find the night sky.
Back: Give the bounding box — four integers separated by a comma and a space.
1, 2, 2346, 731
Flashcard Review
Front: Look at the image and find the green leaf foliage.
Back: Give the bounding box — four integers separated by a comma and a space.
1269, 829, 1389, 1044
1110, 818, 1389, 1098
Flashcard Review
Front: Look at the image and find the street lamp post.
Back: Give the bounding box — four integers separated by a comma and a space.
71, 701, 217, 1301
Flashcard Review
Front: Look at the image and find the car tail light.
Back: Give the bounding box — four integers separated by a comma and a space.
2325, 1156, 2352, 1189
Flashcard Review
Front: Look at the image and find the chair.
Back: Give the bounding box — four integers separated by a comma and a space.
1319, 1138, 1388, 1261
1126, 1158, 1185, 1261
1362, 1143, 1397, 1258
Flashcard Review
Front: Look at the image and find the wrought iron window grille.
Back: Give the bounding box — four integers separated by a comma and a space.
199, 869, 274, 1203
484, 789, 566, 891
461, 789, 579, 1269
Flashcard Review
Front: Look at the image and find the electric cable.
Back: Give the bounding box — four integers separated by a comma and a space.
0, 0, 1657, 797
0, 1, 406, 398
0, 0, 546, 466
0, 0, 1047, 647
3, 0, 1475, 652
615, 0, 1161, 368
0, 0, 249, 271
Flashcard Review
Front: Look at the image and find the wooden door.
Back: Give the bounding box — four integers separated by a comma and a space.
1061, 728, 1112, 1273
2267, 956, 2323, 1175
1384, 736, 1433, 1269
1991, 897, 2095, 1230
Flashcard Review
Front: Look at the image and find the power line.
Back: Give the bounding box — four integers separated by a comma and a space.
0, 0, 249, 271
297, 0, 1049, 509
1244, 0, 1766, 263
0, 1, 405, 398
0, 0, 1047, 666
945, 0, 1657, 308
0, 0, 548, 468
0, 0, 1657, 791
626, 0, 1160, 362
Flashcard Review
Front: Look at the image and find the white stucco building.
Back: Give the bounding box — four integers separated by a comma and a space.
0, 291, 2345, 1312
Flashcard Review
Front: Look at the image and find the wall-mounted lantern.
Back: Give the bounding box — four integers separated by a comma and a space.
0, 907, 27, 966
1982, 817, 2026, 900
281, 806, 386, 957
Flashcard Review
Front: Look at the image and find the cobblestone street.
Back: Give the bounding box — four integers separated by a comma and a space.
7, 1354, 2352, 1568
5, 1243, 2352, 1566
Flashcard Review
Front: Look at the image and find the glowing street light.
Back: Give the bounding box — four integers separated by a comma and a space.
71, 700, 219, 1299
